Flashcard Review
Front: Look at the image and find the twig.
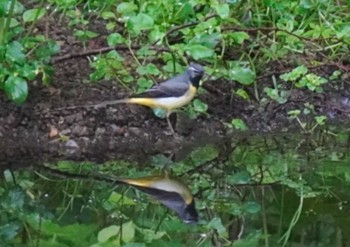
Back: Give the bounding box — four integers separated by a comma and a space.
222, 26, 341, 43
51, 45, 171, 64
51, 14, 218, 64
33, 164, 117, 184
151, 13, 218, 46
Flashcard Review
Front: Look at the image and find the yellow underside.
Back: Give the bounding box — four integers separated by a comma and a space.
126, 84, 197, 111
118, 177, 193, 204
126, 98, 159, 108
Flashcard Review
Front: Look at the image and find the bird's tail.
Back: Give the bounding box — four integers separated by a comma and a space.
93, 98, 131, 108
96, 98, 158, 108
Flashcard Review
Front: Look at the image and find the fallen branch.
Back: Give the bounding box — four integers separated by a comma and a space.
51, 13, 218, 64
222, 26, 341, 43
151, 13, 218, 46
51, 45, 171, 64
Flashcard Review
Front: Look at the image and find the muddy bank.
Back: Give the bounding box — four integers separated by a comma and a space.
2, 15, 350, 167
1, 60, 350, 169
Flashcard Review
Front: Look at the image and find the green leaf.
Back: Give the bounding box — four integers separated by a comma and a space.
27, 218, 96, 246
35, 40, 60, 62
138, 228, 166, 243
231, 66, 256, 85
190, 145, 219, 166
123, 243, 146, 247
185, 44, 215, 60
192, 99, 208, 113
0, 223, 21, 241
127, 13, 154, 35
136, 77, 153, 93
173, 2, 194, 21
300, 0, 316, 9
280, 65, 308, 81
5, 75, 28, 104
243, 201, 261, 214
18, 63, 36, 80
190, 33, 221, 48
227, 171, 251, 184
74, 30, 99, 40
9, 18, 19, 28
107, 33, 123, 46
6, 188, 25, 210
287, 109, 301, 118
235, 89, 250, 100
117, 2, 137, 15
136, 47, 156, 57
121, 221, 135, 243
6, 41, 26, 64
0, 0, 5, 16
13, 1, 25, 15
214, 4, 230, 18
162, 62, 183, 74
106, 50, 124, 61
207, 217, 227, 237
315, 115, 326, 125
229, 31, 250, 44
106, 22, 116, 31
98, 225, 119, 243
101, 11, 116, 20
330, 70, 341, 80
23, 8, 46, 23
231, 118, 248, 130
228, 203, 242, 216
336, 24, 350, 39
149, 29, 165, 43
108, 191, 135, 205
136, 63, 160, 75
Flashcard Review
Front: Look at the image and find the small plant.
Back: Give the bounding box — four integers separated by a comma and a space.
280, 66, 328, 93
0, 1, 58, 104
183, 98, 208, 119
231, 118, 248, 130
288, 109, 327, 133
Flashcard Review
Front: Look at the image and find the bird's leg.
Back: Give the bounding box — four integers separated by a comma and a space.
166, 111, 175, 134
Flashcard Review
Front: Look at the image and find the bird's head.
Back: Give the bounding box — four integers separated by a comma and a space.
181, 199, 199, 224
187, 63, 205, 88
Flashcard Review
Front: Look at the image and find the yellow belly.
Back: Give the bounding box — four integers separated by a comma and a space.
127, 85, 197, 111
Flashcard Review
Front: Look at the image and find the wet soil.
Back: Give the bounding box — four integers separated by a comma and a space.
1, 14, 350, 168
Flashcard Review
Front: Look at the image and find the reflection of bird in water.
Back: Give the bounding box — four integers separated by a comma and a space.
37, 166, 198, 223
114, 175, 198, 224
97, 63, 205, 134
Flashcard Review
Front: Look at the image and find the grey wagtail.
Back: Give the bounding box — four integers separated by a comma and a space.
39, 166, 198, 223
115, 175, 198, 223
97, 63, 205, 134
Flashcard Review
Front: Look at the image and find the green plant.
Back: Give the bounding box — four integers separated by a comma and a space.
43, 0, 350, 104
280, 65, 327, 92
264, 75, 290, 104
288, 109, 327, 133
0, 0, 58, 104
231, 118, 248, 130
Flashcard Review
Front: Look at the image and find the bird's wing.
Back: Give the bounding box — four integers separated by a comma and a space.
136, 186, 187, 215
132, 74, 189, 98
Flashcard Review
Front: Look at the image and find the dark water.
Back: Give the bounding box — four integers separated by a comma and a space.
1, 129, 350, 246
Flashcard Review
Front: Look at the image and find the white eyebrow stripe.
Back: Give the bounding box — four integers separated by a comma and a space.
189, 67, 201, 72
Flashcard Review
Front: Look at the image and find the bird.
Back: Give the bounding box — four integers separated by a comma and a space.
38, 165, 198, 223
114, 175, 199, 223
96, 63, 205, 134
